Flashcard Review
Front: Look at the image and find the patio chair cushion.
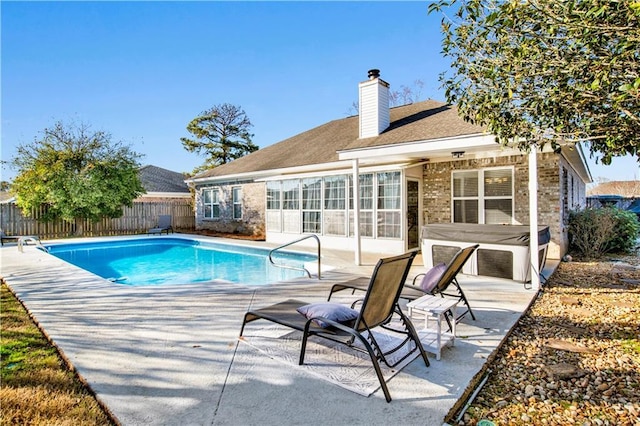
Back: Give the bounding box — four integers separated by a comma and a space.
420, 262, 447, 292
297, 302, 359, 328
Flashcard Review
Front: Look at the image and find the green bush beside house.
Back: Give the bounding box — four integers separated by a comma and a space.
569, 207, 640, 259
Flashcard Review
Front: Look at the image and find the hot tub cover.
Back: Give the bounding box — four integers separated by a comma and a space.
421, 224, 551, 246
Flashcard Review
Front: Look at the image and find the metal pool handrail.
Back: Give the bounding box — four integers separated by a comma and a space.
17, 236, 48, 253
268, 235, 321, 279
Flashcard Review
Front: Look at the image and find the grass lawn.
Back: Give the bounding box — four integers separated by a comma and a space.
0, 280, 115, 425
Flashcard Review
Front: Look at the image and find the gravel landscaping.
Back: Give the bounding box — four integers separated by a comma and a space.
458, 254, 640, 425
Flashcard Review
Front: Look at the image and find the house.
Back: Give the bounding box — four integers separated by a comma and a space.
0, 191, 15, 205
587, 180, 640, 210
136, 165, 191, 203
587, 180, 640, 198
187, 69, 592, 262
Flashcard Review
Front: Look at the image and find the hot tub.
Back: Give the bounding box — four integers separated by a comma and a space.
421, 223, 550, 282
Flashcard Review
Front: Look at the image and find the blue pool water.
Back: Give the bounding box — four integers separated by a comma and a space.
45, 238, 317, 286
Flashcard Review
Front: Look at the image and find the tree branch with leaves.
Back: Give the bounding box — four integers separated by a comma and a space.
429, 0, 640, 164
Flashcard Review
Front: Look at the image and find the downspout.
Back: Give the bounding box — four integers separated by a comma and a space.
529, 147, 540, 289
352, 159, 361, 266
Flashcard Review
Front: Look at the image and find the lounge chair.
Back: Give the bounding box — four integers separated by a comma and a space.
148, 215, 173, 235
328, 244, 479, 325
239, 250, 430, 403
1, 229, 40, 246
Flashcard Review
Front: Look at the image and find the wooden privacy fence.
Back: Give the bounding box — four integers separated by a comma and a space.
0, 201, 195, 240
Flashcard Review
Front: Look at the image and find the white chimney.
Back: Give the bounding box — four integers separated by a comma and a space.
358, 69, 390, 139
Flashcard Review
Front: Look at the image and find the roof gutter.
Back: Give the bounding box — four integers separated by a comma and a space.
186, 161, 354, 185
186, 157, 430, 186
256, 160, 423, 182
554, 141, 593, 184
576, 143, 593, 183
336, 133, 496, 160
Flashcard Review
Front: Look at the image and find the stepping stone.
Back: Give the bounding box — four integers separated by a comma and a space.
544, 362, 587, 380
570, 307, 593, 317
612, 263, 639, 272
556, 323, 590, 336
545, 338, 597, 354
560, 296, 581, 305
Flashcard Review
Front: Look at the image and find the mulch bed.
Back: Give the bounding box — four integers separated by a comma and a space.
458, 253, 640, 425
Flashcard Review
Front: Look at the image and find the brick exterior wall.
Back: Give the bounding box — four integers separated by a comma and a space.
422, 152, 576, 259
195, 181, 266, 238
558, 155, 587, 256
539, 153, 563, 258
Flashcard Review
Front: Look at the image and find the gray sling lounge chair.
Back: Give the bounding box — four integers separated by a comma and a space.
148, 215, 173, 235
239, 250, 429, 403
328, 244, 479, 325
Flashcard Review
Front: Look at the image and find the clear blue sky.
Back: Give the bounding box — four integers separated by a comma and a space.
2, 1, 638, 185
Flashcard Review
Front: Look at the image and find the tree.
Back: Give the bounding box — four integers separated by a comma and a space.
11, 121, 145, 236
180, 103, 258, 172
347, 79, 426, 115
389, 79, 425, 107
429, 0, 640, 165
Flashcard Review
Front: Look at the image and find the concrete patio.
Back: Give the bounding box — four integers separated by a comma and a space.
0, 235, 555, 425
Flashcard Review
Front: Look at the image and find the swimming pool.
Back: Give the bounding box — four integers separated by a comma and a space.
44, 237, 318, 286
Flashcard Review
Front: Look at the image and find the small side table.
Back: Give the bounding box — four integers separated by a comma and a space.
406, 295, 459, 360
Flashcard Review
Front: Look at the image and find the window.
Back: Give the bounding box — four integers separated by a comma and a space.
265, 172, 403, 241
203, 187, 220, 219
302, 178, 322, 233
282, 180, 299, 210
282, 179, 300, 233
562, 167, 570, 222
452, 171, 479, 223
324, 176, 346, 210
324, 175, 346, 236
266, 181, 281, 210
483, 169, 512, 224
266, 181, 282, 232
377, 172, 401, 238
348, 173, 374, 237
232, 187, 242, 219
452, 168, 513, 224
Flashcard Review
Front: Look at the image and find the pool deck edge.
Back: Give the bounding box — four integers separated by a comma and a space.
1, 234, 550, 426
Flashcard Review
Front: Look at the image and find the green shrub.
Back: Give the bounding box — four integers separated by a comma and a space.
606, 207, 640, 253
568, 207, 639, 259
568, 208, 615, 259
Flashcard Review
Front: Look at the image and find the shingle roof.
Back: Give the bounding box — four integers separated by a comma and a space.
139, 165, 189, 193
194, 100, 484, 179
0, 192, 15, 204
